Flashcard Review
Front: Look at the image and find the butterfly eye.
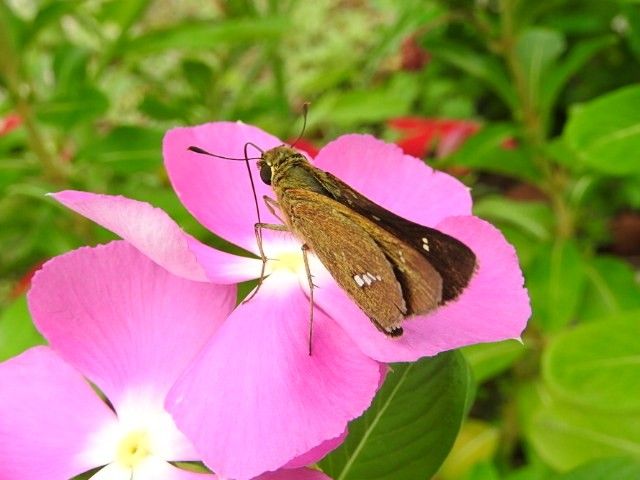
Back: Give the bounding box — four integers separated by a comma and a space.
260, 163, 272, 185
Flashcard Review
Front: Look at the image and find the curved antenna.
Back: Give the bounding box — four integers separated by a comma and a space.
187, 143, 263, 226
187, 145, 260, 161
243, 142, 262, 227
290, 102, 310, 148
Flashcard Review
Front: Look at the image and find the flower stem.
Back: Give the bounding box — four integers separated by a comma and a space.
497, 0, 574, 238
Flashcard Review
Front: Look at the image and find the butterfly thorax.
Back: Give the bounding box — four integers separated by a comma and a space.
258, 146, 326, 196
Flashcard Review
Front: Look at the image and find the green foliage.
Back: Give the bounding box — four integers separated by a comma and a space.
1, 0, 640, 478
320, 351, 471, 479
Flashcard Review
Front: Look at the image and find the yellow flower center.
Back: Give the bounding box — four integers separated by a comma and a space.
272, 250, 305, 273
116, 430, 152, 468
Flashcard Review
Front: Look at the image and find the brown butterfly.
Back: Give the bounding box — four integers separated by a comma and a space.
250, 145, 477, 337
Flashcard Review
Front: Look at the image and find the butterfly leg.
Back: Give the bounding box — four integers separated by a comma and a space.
300, 243, 315, 356
243, 221, 290, 304
263, 195, 285, 223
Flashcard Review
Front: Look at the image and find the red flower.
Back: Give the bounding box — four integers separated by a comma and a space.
286, 138, 320, 158
0, 113, 22, 136
388, 117, 480, 158
400, 35, 431, 71
9, 261, 44, 299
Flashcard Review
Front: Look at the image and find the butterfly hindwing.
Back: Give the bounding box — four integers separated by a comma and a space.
313, 170, 477, 301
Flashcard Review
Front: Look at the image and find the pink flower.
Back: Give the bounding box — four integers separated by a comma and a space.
0, 242, 330, 480
52, 122, 530, 477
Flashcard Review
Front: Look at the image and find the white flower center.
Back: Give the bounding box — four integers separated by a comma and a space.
78, 388, 198, 476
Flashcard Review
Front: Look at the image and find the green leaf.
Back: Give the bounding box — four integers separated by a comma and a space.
52, 44, 90, 95
123, 17, 288, 54
553, 457, 640, 480
540, 35, 616, 115
311, 74, 417, 128
79, 126, 164, 173
516, 28, 566, 99
182, 59, 214, 96
28, 1, 77, 43
579, 256, 640, 321
516, 27, 566, 74
428, 41, 517, 110
0, 296, 45, 362
319, 351, 471, 480
462, 340, 525, 383
529, 397, 640, 471
564, 84, 640, 175
543, 319, 640, 413
438, 420, 500, 480
473, 196, 553, 241
442, 124, 540, 181
37, 86, 109, 127
527, 240, 586, 332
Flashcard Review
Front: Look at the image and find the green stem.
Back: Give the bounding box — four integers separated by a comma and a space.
498, 0, 574, 238
0, 24, 67, 184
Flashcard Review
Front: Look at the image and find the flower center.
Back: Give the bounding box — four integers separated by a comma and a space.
272, 250, 305, 273
116, 430, 152, 468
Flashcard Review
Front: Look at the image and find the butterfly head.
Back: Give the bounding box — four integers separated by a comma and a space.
257, 145, 308, 186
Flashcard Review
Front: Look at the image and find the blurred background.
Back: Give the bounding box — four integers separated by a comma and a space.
1, 1, 640, 479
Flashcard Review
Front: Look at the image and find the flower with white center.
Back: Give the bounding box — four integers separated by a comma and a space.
0, 242, 332, 480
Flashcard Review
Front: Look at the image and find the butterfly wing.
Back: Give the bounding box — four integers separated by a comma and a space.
313, 169, 477, 302
281, 188, 443, 334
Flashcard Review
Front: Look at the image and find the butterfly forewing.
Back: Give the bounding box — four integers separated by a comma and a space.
282, 188, 445, 334
314, 170, 477, 301
282, 188, 409, 335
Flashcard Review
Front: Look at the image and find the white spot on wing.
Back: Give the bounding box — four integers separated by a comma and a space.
422, 237, 430, 252
354, 272, 381, 287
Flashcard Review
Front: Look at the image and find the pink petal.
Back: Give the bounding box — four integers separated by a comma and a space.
27, 241, 236, 409
164, 122, 284, 253
284, 430, 346, 469
166, 279, 381, 480
52, 190, 261, 284
313, 134, 472, 226
0, 347, 117, 479
256, 468, 331, 480
312, 216, 530, 362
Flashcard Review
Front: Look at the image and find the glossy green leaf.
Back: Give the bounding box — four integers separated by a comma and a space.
540, 35, 616, 114
319, 351, 471, 480
439, 420, 500, 480
553, 457, 640, 480
564, 85, 640, 174
473, 196, 552, 241
579, 256, 640, 320
529, 397, 640, 471
0, 296, 45, 362
527, 240, 586, 332
516, 28, 566, 96
463, 340, 526, 383
543, 319, 640, 413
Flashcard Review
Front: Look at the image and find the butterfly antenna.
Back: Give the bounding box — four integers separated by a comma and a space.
243, 142, 262, 226
188, 143, 263, 225
290, 102, 310, 148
